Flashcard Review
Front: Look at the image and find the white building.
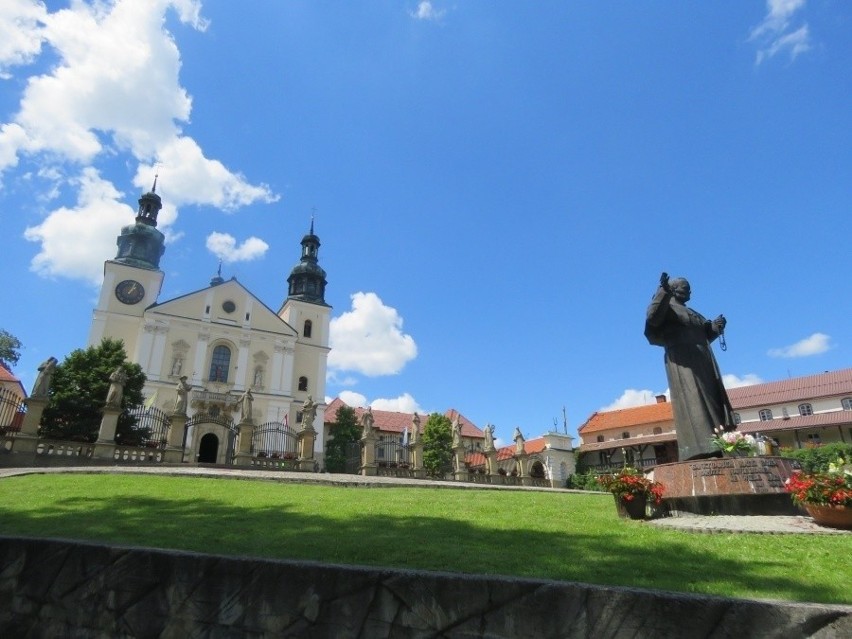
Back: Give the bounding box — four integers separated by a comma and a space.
87, 183, 331, 464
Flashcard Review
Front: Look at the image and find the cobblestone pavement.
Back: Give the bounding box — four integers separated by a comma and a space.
1, 465, 849, 535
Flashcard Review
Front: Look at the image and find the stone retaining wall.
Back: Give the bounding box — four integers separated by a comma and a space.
0, 537, 849, 638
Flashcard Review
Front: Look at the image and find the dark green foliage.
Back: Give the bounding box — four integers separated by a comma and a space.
324, 405, 361, 472
0, 329, 23, 369
779, 442, 852, 473
422, 413, 453, 477
40, 339, 147, 443
566, 471, 605, 491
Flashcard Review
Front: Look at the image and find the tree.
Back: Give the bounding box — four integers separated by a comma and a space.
40, 339, 147, 443
0, 329, 23, 370
422, 412, 453, 477
324, 404, 361, 473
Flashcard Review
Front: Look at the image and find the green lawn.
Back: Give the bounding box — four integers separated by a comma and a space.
0, 473, 848, 605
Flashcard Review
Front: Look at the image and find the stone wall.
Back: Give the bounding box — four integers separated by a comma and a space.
0, 536, 849, 638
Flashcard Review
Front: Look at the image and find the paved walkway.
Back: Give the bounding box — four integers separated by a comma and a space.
1, 465, 848, 535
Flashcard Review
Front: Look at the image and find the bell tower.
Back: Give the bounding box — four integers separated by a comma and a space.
88, 179, 167, 350
279, 218, 331, 424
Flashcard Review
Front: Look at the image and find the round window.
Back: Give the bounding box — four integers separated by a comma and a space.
222, 300, 236, 313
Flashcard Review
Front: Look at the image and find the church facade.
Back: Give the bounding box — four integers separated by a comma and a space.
87, 183, 331, 465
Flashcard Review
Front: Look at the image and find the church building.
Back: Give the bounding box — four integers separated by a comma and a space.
87, 182, 331, 465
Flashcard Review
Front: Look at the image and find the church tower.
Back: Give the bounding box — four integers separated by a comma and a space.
279, 220, 331, 424
88, 180, 166, 353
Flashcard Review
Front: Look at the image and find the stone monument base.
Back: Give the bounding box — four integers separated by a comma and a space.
652, 456, 802, 516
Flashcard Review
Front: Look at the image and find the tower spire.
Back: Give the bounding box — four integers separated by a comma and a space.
113, 173, 165, 270
286, 216, 327, 305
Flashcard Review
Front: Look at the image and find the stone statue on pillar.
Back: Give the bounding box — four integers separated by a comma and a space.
301, 395, 317, 430
236, 388, 254, 423
513, 427, 525, 455
360, 407, 375, 438
483, 424, 495, 452
31, 357, 58, 398
105, 367, 128, 409
173, 376, 192, 416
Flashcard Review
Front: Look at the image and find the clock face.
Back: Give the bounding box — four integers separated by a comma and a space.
115, 279, 145, 305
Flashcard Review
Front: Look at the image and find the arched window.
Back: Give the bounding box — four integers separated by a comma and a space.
798, 403, 813, 417
758, 409, 773, 421
841, 397, 852, 411
209, 345, 231, 382
298, 376, 308, 392
303, 320, 313, 338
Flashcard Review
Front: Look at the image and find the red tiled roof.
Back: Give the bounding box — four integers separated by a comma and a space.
325, 398, 484, 438
728, 368, 852, 409
737, 410, 852, 434
465, 437, 547, 467
0, 364, 26, 397
578, 401, 673, 435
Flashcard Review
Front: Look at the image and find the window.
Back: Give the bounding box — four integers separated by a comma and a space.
758, 409, 773, 421
209, 345, 231, 382
296, 411, 303, 423
807, 433, 821, 445
733, 412, 741, 425
798, 403, 813, 417
652, 427, 662, 435
303, 320, 313, 338
621, 431, 630, 439
596, 435, 604, 443
298, 376, 308, 392
842, 398, 852, 411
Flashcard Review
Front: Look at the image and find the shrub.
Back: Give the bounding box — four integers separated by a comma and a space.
779, 442, 852, 473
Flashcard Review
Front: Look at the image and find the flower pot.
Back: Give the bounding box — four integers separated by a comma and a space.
614, 494, 647, 520
804, 504, 852, 530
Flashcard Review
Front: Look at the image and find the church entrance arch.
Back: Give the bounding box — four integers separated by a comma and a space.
198, 433, 219, 463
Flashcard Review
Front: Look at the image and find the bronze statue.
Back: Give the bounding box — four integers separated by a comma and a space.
645, 272, 734, 460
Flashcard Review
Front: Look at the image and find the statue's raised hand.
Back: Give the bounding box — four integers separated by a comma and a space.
659, 272, 671, 293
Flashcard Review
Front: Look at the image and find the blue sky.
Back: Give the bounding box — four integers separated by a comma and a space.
1, 1, 850, 444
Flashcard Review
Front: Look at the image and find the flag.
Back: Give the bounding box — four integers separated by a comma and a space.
283, 414, 289, 429
143, 390, 158, 411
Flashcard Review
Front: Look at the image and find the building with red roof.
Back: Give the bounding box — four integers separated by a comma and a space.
464, 432, 575, 487
578, 368, 852, 471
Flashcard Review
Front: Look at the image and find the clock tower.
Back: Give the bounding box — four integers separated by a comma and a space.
88, 180, 166, 353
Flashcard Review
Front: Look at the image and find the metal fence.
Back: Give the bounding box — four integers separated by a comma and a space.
123, 405, 171, 448
251, 421, 298, 460
376, 440, 411, 468
0, 387, 26, 435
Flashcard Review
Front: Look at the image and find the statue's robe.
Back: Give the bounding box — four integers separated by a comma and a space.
645, 288, 734, 460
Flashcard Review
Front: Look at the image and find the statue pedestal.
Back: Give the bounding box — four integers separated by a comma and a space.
653, 456, 802, 516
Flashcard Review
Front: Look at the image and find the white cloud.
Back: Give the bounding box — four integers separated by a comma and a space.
410, 1, 445, 22
601, 389, 662, 411
750, 0, 811, 64
722, 373, 764, 388
0, 0, 47, 78
205, 232, 269, 263
23, 168, 135, 284
338, 390, 368, 408
329, 292, 418, 376
371, 393, 424, 414
2, 0, 276, 282
768, 333, 832, 358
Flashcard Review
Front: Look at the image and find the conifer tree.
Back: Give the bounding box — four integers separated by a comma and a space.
324, 404, 361, 472
422, 412, 453, 477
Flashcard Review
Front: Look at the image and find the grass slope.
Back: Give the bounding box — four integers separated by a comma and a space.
0, 474, 848, 605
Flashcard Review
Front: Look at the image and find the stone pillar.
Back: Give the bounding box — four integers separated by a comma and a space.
13, 397, 46, 454
234, 420, 255, 467
297, 423, 316, 471
410, 441, 425, 479
515, 452, 532, 486
360, 431, 377, 476
94, 407, 120, 460
164, 413, 186, 463
453, 444, 468, 482
485, 450, 500, 483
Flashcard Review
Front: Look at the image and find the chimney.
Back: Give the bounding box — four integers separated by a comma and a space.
655, 395, 667, 404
